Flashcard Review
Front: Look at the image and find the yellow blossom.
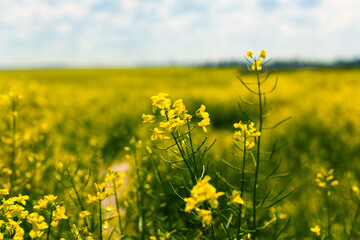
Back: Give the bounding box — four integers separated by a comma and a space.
196, 104, 206, 118
259, 49, 266, 58
173, 99, 187, 116
151, 128, 170, 141
310, 225, 321, 236
146, 146, 152, 154
102, 221, 109, 230
106, 205, 115, 212
198, 117, 210, 132
27, 212, 48, 239
184, 176, 224, 212
34, 198, 49, 209
44, 195, 58, 204
228, 190, 245, 205
0, 189, 9, 195
142, 114, 156, 123
246, 50, 253, 58
196, 208, 212, 226
330, 180, 338, 186
151, 93, 171, 111
79, 210, 91, 218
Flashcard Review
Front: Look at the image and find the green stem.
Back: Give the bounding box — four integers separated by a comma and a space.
113, 181, 123, 235
217, 209, 231, 239
69, 175, 89, 229
99, 200, 103, 240
171, 132, 197, 185
325, 192, 332, 239
253, 67, 263, 240
150, 156, 173, 226
238, 136, 247, 236
187, 120, 199, 178
350, 199, 360, 238
46, 207, 54, 240
133, 148, 145, 240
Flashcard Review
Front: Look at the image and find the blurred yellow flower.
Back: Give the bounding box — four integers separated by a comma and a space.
184, 176, 224, 212
79, 210, 91, 218
106, 205, 115, 212
196, 208, 212, 226
0, 189, 9, 195
151, 128, 170, 141
142, 114, 156, 123
228, 190, 245, 205
246, 50, 253, 58
310, 225, 320, 236
259, 49, 267, 58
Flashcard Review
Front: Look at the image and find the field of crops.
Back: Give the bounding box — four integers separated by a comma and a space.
0, 65, 359, 239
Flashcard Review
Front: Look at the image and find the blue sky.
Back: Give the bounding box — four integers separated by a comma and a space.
0, 0, 359, 68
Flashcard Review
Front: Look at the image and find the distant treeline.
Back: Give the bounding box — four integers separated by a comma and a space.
198, 59, 360, 70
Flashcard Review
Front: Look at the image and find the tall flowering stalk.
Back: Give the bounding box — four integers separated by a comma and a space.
237, 50, 292, 239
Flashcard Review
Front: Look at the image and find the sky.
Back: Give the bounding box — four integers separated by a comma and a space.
0, 0, 359, 68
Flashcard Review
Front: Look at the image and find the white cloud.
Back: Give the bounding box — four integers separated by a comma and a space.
0, 0, 359, 67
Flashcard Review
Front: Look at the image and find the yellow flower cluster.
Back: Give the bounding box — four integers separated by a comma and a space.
233, 121, 260, 149
0, 192, 67, 240
315, 169, 338, 188
87, 183, 112, 203
33, 195, 68, 227
196, 208, 212, 227
51, 205, 68, 227
196, 104, 211, 132
184, 176, 224, 226
246, 49, 267, 71
143, 93, 211, 141
27, 213, 48, 239
0, 193, 28, 240
33, 195, 57, 209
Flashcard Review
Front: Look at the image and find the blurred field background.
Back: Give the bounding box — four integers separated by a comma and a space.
0, 67, 359, 238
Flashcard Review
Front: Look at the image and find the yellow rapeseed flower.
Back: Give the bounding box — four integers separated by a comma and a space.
310, 225, 321, 236
102, 221, 109, 230
259, 49, 267, 58
184, 176, 224, 212
142, 114, 156, 123
196, 208, 212, 226
0, 189, 9, 195
246, 50, 253, 58
79, 210, 91, 218
151, 93, 171, 111
196, 105, 210, 132
151, 128, 170, 141
228, 190, 245, 205
106, 205, 115, 212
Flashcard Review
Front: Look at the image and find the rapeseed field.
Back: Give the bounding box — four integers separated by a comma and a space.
0, 52, 359, 239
